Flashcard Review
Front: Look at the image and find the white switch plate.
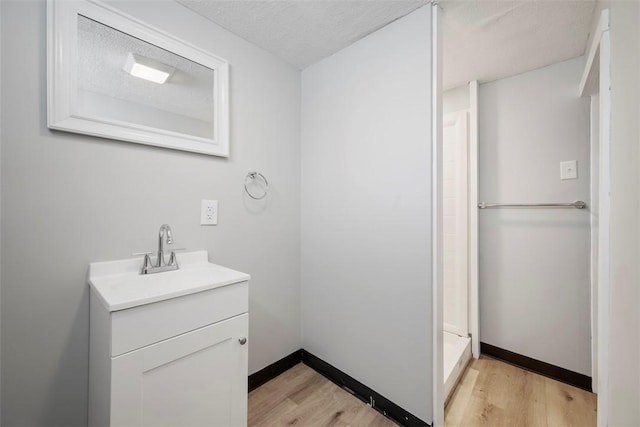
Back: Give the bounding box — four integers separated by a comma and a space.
560, 160, 578, 180
201, 200, 218, 225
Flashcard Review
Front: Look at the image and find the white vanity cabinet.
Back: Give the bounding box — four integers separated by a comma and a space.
88, 251, 250, 427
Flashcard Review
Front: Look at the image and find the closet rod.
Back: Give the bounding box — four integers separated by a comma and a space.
478, 201, 586, 209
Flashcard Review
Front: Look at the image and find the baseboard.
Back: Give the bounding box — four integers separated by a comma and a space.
480, 342, 592, 392
301, 350, 430, 427
248, 349, 303, 392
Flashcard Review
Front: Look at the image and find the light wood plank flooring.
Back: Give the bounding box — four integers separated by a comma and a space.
249, 358, 597, 426
446, 357, 597, 427
249, 363, 396, 426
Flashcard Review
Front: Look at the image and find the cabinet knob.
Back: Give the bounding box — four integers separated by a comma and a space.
238, 337, 247, 345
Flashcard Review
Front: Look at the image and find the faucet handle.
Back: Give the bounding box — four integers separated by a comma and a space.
132, 252, 155, 274
167, 248, 186, 266
131, 251, 154, 257
139, 253, 155, 275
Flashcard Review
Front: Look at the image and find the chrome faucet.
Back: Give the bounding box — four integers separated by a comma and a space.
133, 224, 184, 275
157, 224, 174, 267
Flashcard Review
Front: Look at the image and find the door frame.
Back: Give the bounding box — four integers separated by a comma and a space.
468, 80, 479, 359
433, 5, 611, 427
431, 2, 444, 426
431, 1, 480, 421
579, 8, 611, 427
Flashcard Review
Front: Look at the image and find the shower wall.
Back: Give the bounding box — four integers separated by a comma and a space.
442, 111, 468, 337
444, 85, 470, 114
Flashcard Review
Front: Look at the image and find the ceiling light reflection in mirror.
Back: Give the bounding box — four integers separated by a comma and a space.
77, 15, 215, 139
123, 53, 175, 84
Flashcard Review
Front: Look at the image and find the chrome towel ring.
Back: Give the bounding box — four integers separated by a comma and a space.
244, 171, 269, 200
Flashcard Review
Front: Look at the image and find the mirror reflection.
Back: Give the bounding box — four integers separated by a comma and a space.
77, 15, 215, 139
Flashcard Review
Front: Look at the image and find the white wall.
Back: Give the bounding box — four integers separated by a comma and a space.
0, 1, 301, 425
301, 7, 432, 423
479, 56, 592, 375
607, 1, 640, 424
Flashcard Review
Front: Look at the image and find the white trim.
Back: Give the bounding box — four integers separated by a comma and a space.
580, 8, 611, 426
589, 94, 600, 394
47, 0, 230, 157
431, 3, 444, 427
0, 0, 3, 420
468, 80, 480, 359
596, 27, 611, 427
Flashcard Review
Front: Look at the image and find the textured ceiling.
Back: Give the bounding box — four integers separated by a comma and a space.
176, 0, 595, 90
176, 0, 429, 69
441, 0, 596, 89
78, 15, 214, 121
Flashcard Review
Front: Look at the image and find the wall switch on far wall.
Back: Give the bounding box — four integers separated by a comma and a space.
560, 160, 578, 180
201, 200, 218, 225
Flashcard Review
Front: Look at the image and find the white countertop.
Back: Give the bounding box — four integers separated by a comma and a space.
88, 251, 250, 312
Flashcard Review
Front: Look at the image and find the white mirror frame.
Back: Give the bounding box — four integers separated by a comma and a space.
47, 0, 230, 157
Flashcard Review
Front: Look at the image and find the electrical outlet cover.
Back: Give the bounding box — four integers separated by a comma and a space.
200, 200, 218, 225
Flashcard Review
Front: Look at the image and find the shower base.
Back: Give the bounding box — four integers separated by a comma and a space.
444, 331, 471, 401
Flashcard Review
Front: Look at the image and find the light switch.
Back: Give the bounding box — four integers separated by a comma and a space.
560, 160, 578, 180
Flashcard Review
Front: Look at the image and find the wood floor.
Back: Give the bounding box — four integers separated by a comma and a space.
445, 357, 597, 427
248, 363, 396, 426
248, 357, 597, 427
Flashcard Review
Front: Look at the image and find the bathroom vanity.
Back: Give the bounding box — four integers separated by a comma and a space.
88, 251, 250, 426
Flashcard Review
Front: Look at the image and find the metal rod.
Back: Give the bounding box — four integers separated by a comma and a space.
478, 200, 586, 209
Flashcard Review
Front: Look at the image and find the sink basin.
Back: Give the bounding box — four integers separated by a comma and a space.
88, 250, 250, 311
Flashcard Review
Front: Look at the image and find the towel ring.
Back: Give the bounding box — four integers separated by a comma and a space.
244, 171, 269, 200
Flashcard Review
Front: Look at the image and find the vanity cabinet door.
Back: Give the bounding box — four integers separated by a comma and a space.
110, 314, 248, 427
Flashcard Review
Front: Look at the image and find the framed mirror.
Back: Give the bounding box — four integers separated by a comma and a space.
47, 0, 230, 157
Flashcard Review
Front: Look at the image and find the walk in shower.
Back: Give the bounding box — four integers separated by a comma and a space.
442, 108, 472, 400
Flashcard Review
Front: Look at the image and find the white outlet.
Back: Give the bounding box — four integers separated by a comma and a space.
560, 160, 578, 180
201, 200, 218, 225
